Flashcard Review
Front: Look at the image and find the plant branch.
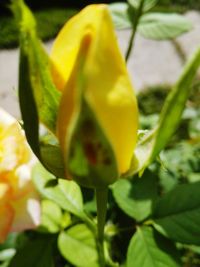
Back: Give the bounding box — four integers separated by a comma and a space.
125, 0, 145, 62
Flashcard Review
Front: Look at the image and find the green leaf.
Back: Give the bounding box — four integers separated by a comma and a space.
8, 235, 55, 267
112, 170, 158, 221
0, 262, 9, 267
33, 163, 86, 219
153, 181, 200, 245
58, 224, 99, 267
128, 0, 158, 12
0, 234, 18, 250
138, 13, 192, 40
186, 244, 200, 255
189, 110, 200, 139
108, 3, 132, 29
127, 226, 180, 267
0, 249, 15, 262
128, 46, 200, 176
38, 200, 70, 233
159, 141, 200, 192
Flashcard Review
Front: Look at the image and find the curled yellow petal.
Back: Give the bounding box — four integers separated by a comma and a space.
56, 33, 93, 172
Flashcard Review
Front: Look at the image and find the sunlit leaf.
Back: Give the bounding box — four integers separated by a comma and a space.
38, 200, 70, 233
33, 163, 86, 219
139, 13, 192, 40
128, 0, 158, 12
0, 249, 15, 262
108, 3, 132, 29
58, 224, 99, 267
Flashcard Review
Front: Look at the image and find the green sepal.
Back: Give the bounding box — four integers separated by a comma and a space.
12, 0, 63, 175
18, 39, 41, 158
40, 129, 65, 178
126, 46, 200, 177
12, 0, 60, 133
67, 97, 119, 188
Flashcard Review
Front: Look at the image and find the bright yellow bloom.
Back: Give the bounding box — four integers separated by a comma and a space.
50, 5, 138, 184
0, 108, 40, 243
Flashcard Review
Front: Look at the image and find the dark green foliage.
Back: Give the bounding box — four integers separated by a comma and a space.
35, 8, 77, 40
0, 16, 19, 48
0, 8, 76, 48
159, 0, 200, 10
8, 234, 55, 267
138, 85, 169, 115
1, 0, 200, 48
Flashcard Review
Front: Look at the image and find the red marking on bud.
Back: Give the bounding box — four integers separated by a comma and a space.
84, 142, 98, 165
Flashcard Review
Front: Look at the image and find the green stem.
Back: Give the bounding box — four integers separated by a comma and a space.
125, 0, 145, 62
82, 214, 96, 234
95, 187, 108, 267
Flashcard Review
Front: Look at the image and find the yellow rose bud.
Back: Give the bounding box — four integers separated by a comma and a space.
50, 5, 138, 188
0, 108, 40, 243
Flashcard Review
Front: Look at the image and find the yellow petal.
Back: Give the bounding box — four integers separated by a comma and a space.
0, 110, 32, 172
10, 164, 41, 231
0, 177, 14, 244
52, 5, 138, 174
0, 203, 14, 243
4, 164, 34, 200
0, 183, 10, 200
0, 108, 15, 130
11, 190, 40, 232
0, 108, 40, 236
51, 5, 102, 91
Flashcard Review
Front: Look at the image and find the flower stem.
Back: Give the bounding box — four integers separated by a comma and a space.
95, 187, 108, 267
125, 0, 145, 62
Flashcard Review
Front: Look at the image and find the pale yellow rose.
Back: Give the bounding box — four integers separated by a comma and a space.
0, 108, 40, 243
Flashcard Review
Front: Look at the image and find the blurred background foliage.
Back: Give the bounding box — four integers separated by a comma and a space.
0, 0, 200, 48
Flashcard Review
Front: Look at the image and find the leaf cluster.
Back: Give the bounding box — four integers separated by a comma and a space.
0, 86, 199, 266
